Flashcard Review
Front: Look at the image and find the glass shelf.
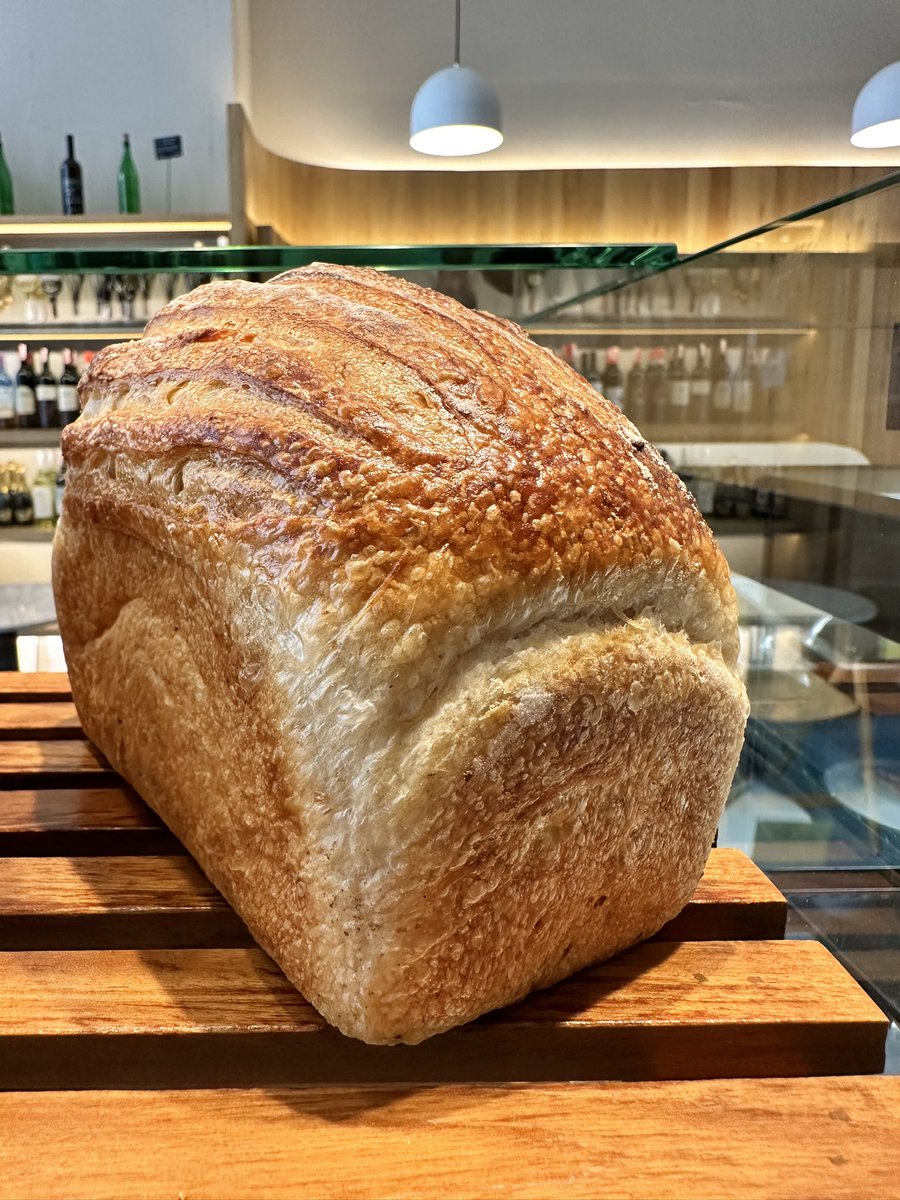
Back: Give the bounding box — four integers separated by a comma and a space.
0, 242, 679, 278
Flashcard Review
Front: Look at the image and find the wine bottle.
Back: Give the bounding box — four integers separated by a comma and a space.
32, 452, 56, 530
10, 465, 34, 526
54, 460, 67, 520
57, 348, 81, 427
711, 338, 732, 411
0, 354, 14, 430
732, 339, 756, 416
14, 343, 38, 429
600, 346, 624, 409
646, 347, 668, 419
117, 134, 141, 214
0, 468, 12, 527
61, 134, 85, 215
0, 135, 14, 215
36, 348, 58, 429
584, 350, 604, 392
667, 343, 690, 412
624, 348, 646, 423
689, 342, 711, 423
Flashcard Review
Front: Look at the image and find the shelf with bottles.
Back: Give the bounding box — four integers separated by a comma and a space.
0, 449, 63, 534
0, 345, 87, 435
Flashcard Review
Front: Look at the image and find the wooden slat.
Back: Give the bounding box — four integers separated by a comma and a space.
0, 740, 117, 787
5, 1076, 899, 1200
0, 848, 786, 949
0, 786, 176, 855
0, 940, 885, 1088
0, 672, 70, 701
0, 856, 250, 949
0, 701, 83, 739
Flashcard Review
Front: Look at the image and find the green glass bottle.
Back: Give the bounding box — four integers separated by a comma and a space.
117, 134, 141, 214
0, 136, 14, 215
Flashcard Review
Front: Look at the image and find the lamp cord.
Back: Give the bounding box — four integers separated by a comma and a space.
454, 0, 461, 65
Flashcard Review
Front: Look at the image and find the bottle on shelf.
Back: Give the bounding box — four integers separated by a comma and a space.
732, 338, 757, 417
61, 134, 85, 215
600, 346, 625, 410
711, 338, 732, 413
32, 452, 56, 530
117, 134, 141, 214
0, 354, 14, 430
57, 348, 81, 427
666, 343, 690, 415
0, 135, 14, 215
689, 342, 711, 424
691, 448, 717, 517
646, 347, 668, 420
624, 347, 646, 425
583, 350, 604, 393
9, 465, 34, 526
36, 348, 58, 429
14, 343, 39, 430
0, 467, 11, 526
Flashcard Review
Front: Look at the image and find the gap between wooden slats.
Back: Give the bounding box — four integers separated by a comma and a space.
0, 849, 787, 950
0, 940, 886, 1088
3, 1076, 899, 1200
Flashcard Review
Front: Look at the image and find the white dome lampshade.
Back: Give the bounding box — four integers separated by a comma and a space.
851, 61, 900, 148
410, 63, 503, 156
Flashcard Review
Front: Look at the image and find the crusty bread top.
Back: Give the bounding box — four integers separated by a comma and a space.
65, 263, 738, 663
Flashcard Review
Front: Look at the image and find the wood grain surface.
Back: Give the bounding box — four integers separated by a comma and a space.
4, 1076, 900, 1200
0, 940, 885, 1087
0, 848, 785, 948
0, 672, 70, 701
0, 740, 116, 787
0, 786, 173, 857
0, 702, 83, 739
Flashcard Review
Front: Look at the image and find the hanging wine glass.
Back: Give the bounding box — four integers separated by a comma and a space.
39, 276, 63, 319
90, 275, 113, 321
163, 273, 181, 304
69, 275, 85, 318
0, 276, 13, 313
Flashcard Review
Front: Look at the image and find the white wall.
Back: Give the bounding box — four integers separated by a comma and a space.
0, 0, 235, 215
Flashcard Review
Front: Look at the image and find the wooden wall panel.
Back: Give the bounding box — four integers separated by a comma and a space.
239, 108, 885, 253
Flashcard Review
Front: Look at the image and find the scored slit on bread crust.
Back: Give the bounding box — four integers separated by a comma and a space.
53, 264, 748, 1044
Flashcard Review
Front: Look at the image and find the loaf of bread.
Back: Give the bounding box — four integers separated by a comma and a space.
53, 264, 748, 1044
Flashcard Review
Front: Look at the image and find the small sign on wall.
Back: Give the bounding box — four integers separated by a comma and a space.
888, 323, 900, 430
154, 136, 183, 160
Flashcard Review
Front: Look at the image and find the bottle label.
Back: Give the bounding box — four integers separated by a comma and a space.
733, 381, 754, 413
15, 385, 36, 416
712, 381, 732, 410
604, 386, 624, 409
691, 379, 711, 398
37, 384, 58, 403
33, 483, 54, 522
58, 384, 80, 412
0, 501, 11, 525
670, 381, 691, 407
55, 483, 65, 517
0, 385, 13, 419
62, 180, 84, 213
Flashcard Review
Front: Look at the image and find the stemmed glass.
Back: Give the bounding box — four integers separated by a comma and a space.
111, 275, 140, 321
90, 275, 113, 321
69, 275, 85, 318
40, 276, 63, 319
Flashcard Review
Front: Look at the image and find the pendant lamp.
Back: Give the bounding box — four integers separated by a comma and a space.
851, 61, 900, 148
410, 0, 503, 157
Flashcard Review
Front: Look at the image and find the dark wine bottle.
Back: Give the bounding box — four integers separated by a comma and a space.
14, 343, 39, 429
61, 134, 84, 215
57, 348, 81, 427
624, 347, 646, 423
36, 347, 58, 429
0, 354, 14, 430
600, 346, 625, 410
117, 134, 141, 213
0, 135, 14, 215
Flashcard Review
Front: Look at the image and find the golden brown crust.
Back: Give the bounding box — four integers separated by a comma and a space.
55, 264, 747, 1043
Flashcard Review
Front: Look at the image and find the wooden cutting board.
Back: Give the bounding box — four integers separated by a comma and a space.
1, 673, 897, 1199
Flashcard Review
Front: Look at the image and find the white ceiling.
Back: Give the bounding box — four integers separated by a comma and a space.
235, 0, 900, 171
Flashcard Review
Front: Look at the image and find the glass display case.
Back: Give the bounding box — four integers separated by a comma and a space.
1, 175, 898, 1026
